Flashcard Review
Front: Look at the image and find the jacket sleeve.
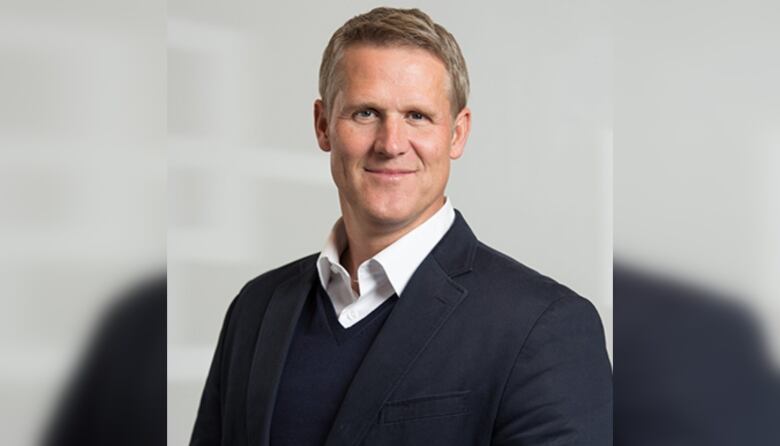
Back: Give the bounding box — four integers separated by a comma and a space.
189, 297, 239, 446
492, 295, 613, 446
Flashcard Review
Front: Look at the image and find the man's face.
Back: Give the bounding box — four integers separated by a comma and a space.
314, 45, 471, 232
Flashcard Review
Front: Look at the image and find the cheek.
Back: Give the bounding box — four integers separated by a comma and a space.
330, 144, 363, 190
411, 129, 453, 165
334, 123, 375, 155
330, 151, 352, 183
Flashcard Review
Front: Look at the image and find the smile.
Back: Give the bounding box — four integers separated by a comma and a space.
364, 168, 416, 178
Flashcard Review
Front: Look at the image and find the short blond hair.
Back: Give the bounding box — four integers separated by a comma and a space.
319, 7, 470, 117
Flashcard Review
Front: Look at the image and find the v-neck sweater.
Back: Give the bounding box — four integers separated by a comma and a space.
269, 279, 397, 445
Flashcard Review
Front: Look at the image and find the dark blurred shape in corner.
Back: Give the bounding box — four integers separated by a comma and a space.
614, 263, 780, 446
41, 275, 166, 446
614, 0, 780, 443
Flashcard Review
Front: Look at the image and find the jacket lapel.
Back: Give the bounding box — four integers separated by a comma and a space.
245, 264, 314, 446
324, 211, 478, 446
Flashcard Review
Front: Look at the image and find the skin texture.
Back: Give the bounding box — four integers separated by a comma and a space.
314, 45, 471, 289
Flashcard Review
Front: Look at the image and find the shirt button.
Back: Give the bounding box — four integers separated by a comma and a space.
347, 309, 358, 320
330, 265, 339, 273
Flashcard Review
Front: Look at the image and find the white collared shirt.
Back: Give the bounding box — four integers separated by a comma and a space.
316, 198, 456, 328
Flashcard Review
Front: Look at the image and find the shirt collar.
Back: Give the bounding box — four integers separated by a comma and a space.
316, 218, 348, 292
316, 198, 456, 297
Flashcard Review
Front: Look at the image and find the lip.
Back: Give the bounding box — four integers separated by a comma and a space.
364, 168, 416, 177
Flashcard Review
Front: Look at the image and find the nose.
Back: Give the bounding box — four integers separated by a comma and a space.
374, 116, 407, 157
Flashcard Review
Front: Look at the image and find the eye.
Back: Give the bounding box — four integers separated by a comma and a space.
408, 111, 427, 121
353, 109, 377, 120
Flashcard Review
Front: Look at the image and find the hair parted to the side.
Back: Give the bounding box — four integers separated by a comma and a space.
318, 7, 470, 118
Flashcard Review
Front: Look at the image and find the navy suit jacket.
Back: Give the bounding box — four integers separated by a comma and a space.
191, 211, 613, 445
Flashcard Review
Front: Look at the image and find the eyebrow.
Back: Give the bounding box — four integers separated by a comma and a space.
340, 102, 384, 114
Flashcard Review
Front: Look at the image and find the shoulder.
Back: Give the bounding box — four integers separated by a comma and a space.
468, 241, 600, 326
240, 253, 318, 296
225, 253, 318, 322
484, 246, 612, 444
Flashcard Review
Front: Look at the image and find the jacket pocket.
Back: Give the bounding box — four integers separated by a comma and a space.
379, 390, 470, 424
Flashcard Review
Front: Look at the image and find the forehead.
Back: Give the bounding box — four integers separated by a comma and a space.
336, 44, 450, 104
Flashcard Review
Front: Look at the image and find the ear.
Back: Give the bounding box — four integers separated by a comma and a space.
449, 106, 471, 160
314, 99, 331, 152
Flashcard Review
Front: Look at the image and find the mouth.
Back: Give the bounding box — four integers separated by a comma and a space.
364, 168, 416, 178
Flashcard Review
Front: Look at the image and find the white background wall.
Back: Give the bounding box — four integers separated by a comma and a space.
167, 1, 612, 444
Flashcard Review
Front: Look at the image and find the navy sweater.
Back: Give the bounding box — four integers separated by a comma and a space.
269, 280, 397, 445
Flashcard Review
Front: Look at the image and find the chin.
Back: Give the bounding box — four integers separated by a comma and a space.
363, 203, 416, 228
366, 210, 412, 227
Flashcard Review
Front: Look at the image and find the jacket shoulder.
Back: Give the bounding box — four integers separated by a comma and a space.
228, 253, 318, 317
469, 242, 609, 371
471, 241, 594, 313
242, 253, 318, 293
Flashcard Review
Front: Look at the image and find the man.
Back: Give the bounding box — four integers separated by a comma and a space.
191, 7, 612, 446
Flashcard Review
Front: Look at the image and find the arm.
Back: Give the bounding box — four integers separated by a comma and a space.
492, 295, 613, 446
